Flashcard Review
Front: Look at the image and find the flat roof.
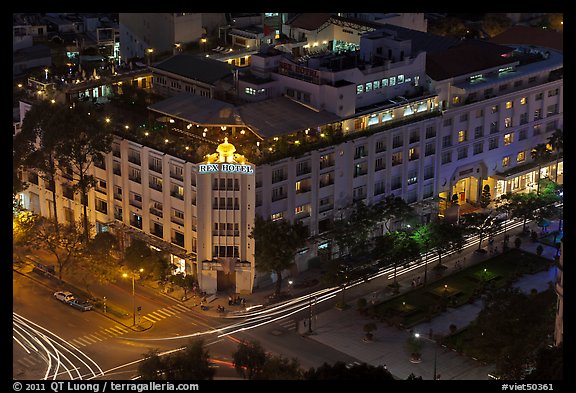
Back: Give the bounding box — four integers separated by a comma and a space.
148, 93, 242, 126
426, 39, 516, 81
237, 96, 341, 138
148, 93, 341, 138
151, 54, 235, 85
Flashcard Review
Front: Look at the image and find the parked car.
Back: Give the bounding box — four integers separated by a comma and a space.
54, 291, 75, 303
68, 298, 94, 312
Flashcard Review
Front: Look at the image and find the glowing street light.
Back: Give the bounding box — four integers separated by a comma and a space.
123, 268, 144, 326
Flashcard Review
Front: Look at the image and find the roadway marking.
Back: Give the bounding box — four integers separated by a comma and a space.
276, 319, 296, 331
70, 325, 132, 347
68, 305, 192, 347
17, 357, 40, 368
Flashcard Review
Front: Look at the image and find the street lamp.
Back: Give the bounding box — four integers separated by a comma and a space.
308, 296, 317, 334
415, 332, 438, 380
146, 48, 154, 65
123, 268, 144, 326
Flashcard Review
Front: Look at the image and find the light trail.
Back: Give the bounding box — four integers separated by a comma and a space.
13, 312, 104, 380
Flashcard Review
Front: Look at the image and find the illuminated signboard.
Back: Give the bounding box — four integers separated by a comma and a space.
198, 163, 254, 174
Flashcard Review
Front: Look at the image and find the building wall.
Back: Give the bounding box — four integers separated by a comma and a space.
554, 238, 563, 346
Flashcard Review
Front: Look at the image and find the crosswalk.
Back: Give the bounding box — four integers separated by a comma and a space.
16, 355, 44, 370
69, 304, 191, 348
140, 303, 190, 323
275, 318, 297, 332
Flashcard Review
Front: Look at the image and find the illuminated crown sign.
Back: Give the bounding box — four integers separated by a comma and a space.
217, 137, 236, 162
199, 137, 253, 174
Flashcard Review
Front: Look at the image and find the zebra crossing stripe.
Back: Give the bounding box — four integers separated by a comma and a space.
18, 357, 38, 367
108, 326, 129, 335
83, 334, 102, 343
142, 315, 158, 323
154, 309, 174, 317
172, 304, 190, 312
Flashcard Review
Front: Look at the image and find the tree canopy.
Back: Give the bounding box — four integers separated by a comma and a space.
250, 216, 307, 295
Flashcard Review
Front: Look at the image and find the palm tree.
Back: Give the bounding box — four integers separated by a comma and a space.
547, 129, 563, 183
530, 143, 552, 195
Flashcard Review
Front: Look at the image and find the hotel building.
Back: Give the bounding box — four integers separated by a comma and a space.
16, 19, 563, 294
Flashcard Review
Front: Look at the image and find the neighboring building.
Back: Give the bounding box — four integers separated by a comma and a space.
118, 13, 227, 61
15, 18, 563, 294
554, 238, 563, 347
149, 54, 235, 99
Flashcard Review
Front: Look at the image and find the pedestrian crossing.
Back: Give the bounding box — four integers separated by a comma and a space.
275, 318, 297, 332
140, 303, 191, 323
69, 304, 191, 347
16, 355, 44, 369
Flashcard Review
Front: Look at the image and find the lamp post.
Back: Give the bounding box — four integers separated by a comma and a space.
415, 332, 438, 380
123, 268, 143, 326
146, 48, 154, 66
308, 296, 316, 334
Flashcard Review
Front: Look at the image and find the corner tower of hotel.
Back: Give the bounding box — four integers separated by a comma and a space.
196, 138, 255, 294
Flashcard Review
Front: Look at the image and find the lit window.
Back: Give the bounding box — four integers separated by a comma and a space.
517, 151, 526, 162
502, 156, 510, 167
271, 212, 284, 221
504, 133, 513, 145
356, 84, 364, 95
506, 101, 513, 109
520, 97, 527, 105
389, 76, 396, 86
453, 96, 460, 104
365, 82, 372, 92
458, 130, 467, 143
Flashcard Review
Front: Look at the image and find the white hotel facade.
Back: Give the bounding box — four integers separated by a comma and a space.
17, 23, 563, 294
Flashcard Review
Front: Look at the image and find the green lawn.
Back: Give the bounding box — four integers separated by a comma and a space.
366, 248, 551, 328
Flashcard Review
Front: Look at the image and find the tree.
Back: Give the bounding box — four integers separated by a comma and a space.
304, 361, 394, 380
412, 224, 433, 286
524, 343, 563, 380
124, 238, 170, 281
459, 212, 501, 251
530, 143, 552, 195
499, 192, 558, 233
169, 272, 196, 300
166, 339, 215, 380
17, 100, 68, 233
29, 218, 86, 280
481, 13, 513, 37
137, 339, 215, 380
373, 195, 416, 234
232, 340, 267, 380
138, 349, 165, 380
81, 231, 121, 285
480, 184, 492, 208
427, 219, 465, 266
372, 230, 420, 286
54, 102, 113, 242
455, 286, 555, 379
250, 216, 307, 296
547, 129, 563, 183
259, 355, 303, 380
13, 211, 39, 247
332, 201, 378, 257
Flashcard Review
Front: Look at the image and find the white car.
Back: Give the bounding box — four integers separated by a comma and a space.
54, 291, 75, 303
